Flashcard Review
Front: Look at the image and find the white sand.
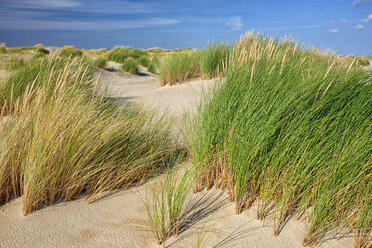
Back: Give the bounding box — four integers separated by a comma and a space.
0, 66, 355, 248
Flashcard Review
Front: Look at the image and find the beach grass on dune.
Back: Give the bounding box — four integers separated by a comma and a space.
120, 57, 139, 74
188, 32, 371, 246
0, 53, 177, 215
107, 46, 149, 63
158, 51, 201, 86
200, 43, 232, 79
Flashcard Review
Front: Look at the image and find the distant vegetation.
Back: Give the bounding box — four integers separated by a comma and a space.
94, 56, 108, 69
107, 46, 148, 63
158, 45, 232, 86
120, 57, 139, 74
59, 45, 83, 57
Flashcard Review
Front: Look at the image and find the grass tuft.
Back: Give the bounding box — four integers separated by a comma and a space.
120, 58, 139, 74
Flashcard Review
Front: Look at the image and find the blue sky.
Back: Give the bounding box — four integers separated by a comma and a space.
0, 0, 371, 55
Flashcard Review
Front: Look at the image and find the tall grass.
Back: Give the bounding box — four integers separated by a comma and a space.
158, 51, 201, 86
0, 53, 93, 111
0, 54, 177, 215
200, 43, 232, 79
189, 32, 371, 246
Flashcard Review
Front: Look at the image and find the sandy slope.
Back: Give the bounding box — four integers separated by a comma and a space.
0, 65, 355, 248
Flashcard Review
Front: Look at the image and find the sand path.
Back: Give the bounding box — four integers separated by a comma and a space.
0, 64, 355, 248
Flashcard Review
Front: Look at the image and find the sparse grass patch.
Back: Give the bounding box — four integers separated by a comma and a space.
120, 58, 139, 74
145, 168, 193, 247
5, 57, 26, 71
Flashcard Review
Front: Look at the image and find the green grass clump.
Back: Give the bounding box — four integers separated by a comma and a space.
189, 32, 372, 246
120, 58, 139, 74
0, 53, 177, 215
59, 45, 83, 57
94, 56, 107, 69
137, 56, 150, 67
146, 169, 192, 247
159, 51, 201, 86
107, 46, 148, 63
147, 63, 157, 74
0, 43, 6, 53
200, 43, 232, 79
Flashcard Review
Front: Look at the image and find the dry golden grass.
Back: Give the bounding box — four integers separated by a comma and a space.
0, 54, 177, 215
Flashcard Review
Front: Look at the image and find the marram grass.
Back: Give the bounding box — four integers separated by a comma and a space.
0, 54, 177, 215
188, 32, 371, 246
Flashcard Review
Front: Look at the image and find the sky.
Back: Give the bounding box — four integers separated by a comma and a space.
0, 0, 371, 55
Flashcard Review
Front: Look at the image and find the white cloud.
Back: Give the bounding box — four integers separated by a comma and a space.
0, 17, 180, 30
1, 0, 155, 13
328, 29, 339, 33
364, 9, 372, 12
352, 0, 371, 6
329, 20, 335, 24
225, 16, 243, 31
362, 14, 372, 22
341, 19, 349, 23
355, 24, 365, 30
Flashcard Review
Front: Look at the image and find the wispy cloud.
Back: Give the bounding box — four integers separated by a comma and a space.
355, 24, 365, 30
0, 17, 180, 30
352, 0, 371, 6
341, 19, 349, 23
225, 16, 243, 31
364, 9, 372, 12
362, 14, 372, 22
328, 29, 339, 33
1, 0, 155, 14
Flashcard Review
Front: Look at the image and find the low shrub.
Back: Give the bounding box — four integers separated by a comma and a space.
120, 58, 139, 74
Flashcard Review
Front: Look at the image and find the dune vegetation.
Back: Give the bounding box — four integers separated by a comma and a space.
0, 53, 177, 215
188, 32, 371, 246
158, 44, 232, 86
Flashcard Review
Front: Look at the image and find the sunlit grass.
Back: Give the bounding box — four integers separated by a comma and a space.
189, 32, 372, 246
